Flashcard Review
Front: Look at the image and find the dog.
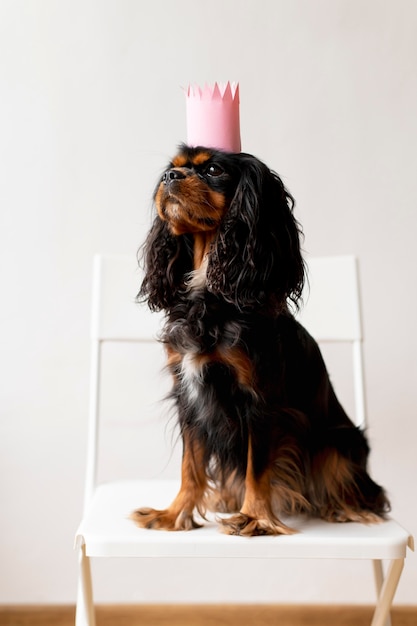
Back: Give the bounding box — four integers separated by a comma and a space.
131, 144, 390, 536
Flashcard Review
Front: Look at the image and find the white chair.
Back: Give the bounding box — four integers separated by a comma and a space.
75, 254, 413, 626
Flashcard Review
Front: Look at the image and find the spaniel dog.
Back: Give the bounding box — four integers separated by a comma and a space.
131, 144, 389, 536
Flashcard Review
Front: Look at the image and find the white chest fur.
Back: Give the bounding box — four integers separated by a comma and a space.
186, 255, 208, 290
180, 353, 205, 403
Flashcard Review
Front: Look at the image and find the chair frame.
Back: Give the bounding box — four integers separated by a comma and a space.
75, 254, 413, 626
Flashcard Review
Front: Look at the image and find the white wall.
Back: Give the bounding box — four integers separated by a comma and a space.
1, 0, 416, 605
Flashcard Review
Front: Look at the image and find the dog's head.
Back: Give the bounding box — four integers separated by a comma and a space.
154, 146, 242, 236
139, 144, 304, 312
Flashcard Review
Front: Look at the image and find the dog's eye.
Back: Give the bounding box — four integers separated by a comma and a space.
206, 164, 224, 177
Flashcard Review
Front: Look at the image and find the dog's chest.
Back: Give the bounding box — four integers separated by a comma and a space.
165, 297, 257, 402
172, 341, 255, 404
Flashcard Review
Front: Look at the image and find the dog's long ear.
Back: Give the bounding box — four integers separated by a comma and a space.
138, 217, 193, 311
207, 154, 304, 310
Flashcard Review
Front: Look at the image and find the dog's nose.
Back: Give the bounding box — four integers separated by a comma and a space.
163, 169, 186, 183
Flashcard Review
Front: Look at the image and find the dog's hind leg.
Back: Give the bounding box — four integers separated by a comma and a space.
308, 445, 389, 523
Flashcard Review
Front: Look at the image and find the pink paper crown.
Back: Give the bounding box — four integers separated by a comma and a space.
185, 82, 241, 153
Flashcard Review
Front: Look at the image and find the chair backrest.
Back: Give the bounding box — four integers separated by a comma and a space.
83, 254, 366, 511
296, 255, 366, 430
297, 256, 362, 342
91, 254, 164, 342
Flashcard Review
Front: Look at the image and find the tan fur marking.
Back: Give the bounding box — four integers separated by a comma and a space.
166, 345, 182, 369
191, 151, 212, 165
309, 448, 383, 523
240, 438, 276, 519
131, 432, 207, 531
193, 232, 215, 270
217, 346, 254, 388
165, 346, 182, 385
171, 155, 188, 167
183, 348, 255, 391
207, 189, 226, 211
174, 434, 207, 514
220, 438, 296, 536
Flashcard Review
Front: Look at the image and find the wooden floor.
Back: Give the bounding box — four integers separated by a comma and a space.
0, 605, 416, 626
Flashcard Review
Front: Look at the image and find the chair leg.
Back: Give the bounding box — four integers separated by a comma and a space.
370, 559, 404, 626
373, 561, 391, 626
76, 543, 96, 626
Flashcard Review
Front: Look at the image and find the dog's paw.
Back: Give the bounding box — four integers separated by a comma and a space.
130, 507, 201, 531
219, 512, 296, 536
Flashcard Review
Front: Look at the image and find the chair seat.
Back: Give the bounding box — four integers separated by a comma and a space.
75, 257, 414, 626
76, 479, 413, 560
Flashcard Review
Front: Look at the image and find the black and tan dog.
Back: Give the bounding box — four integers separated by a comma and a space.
131, 144, 389, 536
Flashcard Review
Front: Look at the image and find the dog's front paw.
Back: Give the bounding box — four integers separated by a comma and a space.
130, 507, 201, 531
219, 512, 296, 536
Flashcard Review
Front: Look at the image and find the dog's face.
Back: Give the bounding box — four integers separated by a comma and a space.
155, 145, 240, 236
141, 144, 305, 311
